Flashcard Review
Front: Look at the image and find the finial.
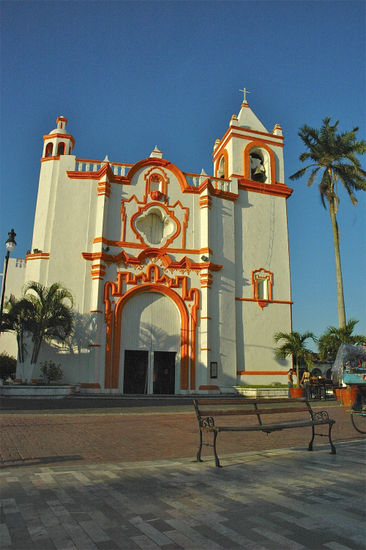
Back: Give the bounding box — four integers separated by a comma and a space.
239, 87, 251, 103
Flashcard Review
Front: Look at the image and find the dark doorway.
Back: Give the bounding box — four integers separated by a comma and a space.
124, 350, 148, 394
153, 352, 176, 394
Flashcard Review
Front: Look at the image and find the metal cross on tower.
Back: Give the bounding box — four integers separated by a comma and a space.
239, 87, 251, 102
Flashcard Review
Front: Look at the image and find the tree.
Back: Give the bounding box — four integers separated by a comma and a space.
274, 331, 316, 388
290, 118, 366, 329
0, 294, 34, 363
318, 319, 366, 362
22, 282, 74, 366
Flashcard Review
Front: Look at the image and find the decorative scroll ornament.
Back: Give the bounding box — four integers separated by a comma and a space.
313, 410, 330, 422
200, 416, 215, 429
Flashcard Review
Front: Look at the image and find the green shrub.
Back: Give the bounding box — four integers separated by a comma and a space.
0, 353, 17, 380
40, 361, 63, 385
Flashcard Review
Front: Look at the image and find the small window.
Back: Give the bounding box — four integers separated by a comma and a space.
57, 142, 65, 155
252, 268, 273, 307
150, 174, 161, 192
257, 278, 268, 300
45, 143, 53, 157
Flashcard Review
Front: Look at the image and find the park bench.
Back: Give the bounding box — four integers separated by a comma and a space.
193, 397, 336, 467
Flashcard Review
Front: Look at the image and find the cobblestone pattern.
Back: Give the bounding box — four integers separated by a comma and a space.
0, 405, 359, 468
1, 440, 365, 549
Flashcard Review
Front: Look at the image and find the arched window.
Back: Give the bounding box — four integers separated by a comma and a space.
57, 142, 65, 155
217, 156, 226, 179
45, 143, 53, 157
250, 151, 266, 182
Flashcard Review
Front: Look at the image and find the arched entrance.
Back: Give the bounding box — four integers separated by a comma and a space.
120, 292, 181, 394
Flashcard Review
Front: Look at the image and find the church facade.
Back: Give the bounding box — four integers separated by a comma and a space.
16, 97, 293, 393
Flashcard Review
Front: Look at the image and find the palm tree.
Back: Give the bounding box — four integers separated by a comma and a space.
0, 294, 33, 363
274, 331, 316, 388
22, 282, 74, 367
318, 319, 366, 362
290, 118, 366, 329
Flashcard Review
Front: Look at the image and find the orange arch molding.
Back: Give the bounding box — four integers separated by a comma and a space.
105, 284, 194, 391
126, 157, 189, 193
243, 140, 276, 183
214, 149, 229, 178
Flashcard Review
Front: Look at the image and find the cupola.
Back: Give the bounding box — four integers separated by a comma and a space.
42, 116, 75, 159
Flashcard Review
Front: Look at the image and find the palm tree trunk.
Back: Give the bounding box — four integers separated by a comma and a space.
328, 198, 346, 329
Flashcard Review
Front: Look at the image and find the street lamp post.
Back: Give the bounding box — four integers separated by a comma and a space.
0, 229, 17, 328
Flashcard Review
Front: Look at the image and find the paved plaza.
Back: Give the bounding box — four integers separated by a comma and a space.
1, 399, 365, 549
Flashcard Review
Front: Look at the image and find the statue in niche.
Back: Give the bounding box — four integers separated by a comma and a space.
250, 152, 266, 183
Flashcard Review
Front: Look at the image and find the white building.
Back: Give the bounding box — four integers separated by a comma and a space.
4, 97, 294, 393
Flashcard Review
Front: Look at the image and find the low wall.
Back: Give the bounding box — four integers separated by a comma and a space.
0, 385, 78, 399
234, 387, 288, 398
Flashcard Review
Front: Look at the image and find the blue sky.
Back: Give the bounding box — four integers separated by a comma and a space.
1, 0, 365, 346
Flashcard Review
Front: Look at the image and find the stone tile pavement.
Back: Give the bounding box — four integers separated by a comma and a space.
1, 401, 365, 549
1, 440, 365, 550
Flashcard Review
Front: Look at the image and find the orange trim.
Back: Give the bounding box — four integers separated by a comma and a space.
83, 249, 222, 274
199, 385, 219, 390
237, 371, 288, 376
213, 127, 284, 162
111, 285, 190, 390
104, 266, 200, 391
126, 157, 188, 193
239, 178, 293, 198
200, 348, 211, 351
93, 237, 212, 256
89, 344, 101, 347
80, 382, 101, 388
183, 177, 238, 201
121, 194, 189, 250
67, 163, 127, 184
43, 133, 75, 146
41, 156, 60, 162
90, 310, 102, 313
243, 140, 276, 184
91, 263, 106, 280
98, 181, 111, 197
130, 202, 181, 248
200, 272, 213, 288
252, 268, 273, 302
199, 195, 212, 209
26, 253, 50, 261
236, 298, 293, 305
200, 316, 211, 320
143, 166, 169, 202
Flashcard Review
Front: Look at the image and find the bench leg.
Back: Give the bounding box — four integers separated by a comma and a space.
308, 423, 336, 454
308, 424, 315, 452
213, 430, 221, 468
196, 431, 203, 462
328, 423, 336, 455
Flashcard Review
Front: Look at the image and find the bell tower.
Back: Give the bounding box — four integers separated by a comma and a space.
212, 90, 293, 386
213, 90, 287, 193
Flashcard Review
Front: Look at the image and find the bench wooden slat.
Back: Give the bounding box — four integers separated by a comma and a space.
218, 419, 316, 431
196, 398, 306, 405
198, 407, 308, 417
